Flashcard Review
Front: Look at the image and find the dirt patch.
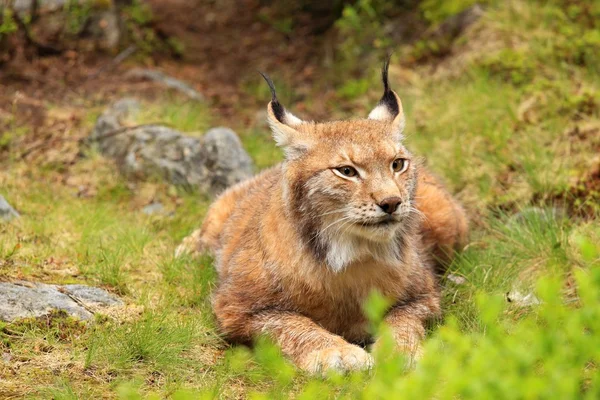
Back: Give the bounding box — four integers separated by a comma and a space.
569, 164, 600, 210
0, 0, 338, 163
534, 163, 600, 219
146, 0, 330, 90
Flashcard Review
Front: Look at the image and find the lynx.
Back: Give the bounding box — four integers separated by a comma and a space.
177, 61, 468, 374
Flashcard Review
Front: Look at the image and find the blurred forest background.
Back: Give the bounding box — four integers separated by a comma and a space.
1, 0, 599, 398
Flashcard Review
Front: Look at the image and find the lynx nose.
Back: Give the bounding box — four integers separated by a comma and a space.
378, 197, 402, 214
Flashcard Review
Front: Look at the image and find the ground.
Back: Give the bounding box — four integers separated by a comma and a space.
1, 0, 600, 398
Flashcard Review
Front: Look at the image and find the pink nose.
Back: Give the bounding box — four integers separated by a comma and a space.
378, 197, 402, 214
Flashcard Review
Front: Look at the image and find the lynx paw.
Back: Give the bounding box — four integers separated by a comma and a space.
300, 345, 374, 375
175, 231, 203, 258
174, 242, 193, 258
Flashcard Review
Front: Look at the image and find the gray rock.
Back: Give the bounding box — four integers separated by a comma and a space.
0, 281, 122, 322
62, 284, 122, 307
142, 202, 164, 215
0, 195, 20, 222
199, 127, 255, 193
126, 69, 205, 101
13, 0, 72, 13
89, 100, 254, 196
89, 98, 139, 141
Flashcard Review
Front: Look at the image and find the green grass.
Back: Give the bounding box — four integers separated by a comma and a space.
240, 128, 283, 170
89, 311, 198, 371
135, 98, 213, 134
1, 0, 600, 398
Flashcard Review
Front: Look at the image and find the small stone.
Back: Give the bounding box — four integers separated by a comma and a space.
142, 202, 164, 215
506, 290, 541, 307
0, 195, 20, 222
447, 274, 467, 285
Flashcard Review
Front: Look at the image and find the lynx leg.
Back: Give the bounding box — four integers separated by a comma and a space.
373, 294, 440, 365
175, 200, 232, 258
233, 311, 373, 375
175, 228, 206, 257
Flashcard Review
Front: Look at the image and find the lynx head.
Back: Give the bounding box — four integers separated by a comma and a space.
262, 60, 419, 272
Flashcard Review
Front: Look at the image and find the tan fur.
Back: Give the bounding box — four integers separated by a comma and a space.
177, 85, 468, 374
416, 169, 469, 273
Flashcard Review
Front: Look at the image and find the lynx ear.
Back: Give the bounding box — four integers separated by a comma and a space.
260, 72, 311, 159
368, 58, 406, 141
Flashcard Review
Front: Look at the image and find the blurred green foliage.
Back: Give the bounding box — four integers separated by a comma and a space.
0, 7, 17, 38
480, 49, 536, 86
120, 0, 160, 54
63, 0, 93, 35
335, 0, 395, 75
421, 0, 487, 23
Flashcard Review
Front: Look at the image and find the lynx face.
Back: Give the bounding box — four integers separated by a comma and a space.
261, 64, 420, 270
288, 120, 418, 244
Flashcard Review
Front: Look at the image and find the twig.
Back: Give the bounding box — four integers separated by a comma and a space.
57, 286, 97, 316
87, 45, 138, 80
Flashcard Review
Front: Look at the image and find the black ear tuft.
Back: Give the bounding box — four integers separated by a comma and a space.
259, 71, 285, 123
382, 54, 391, 94
379, 55, 399, 117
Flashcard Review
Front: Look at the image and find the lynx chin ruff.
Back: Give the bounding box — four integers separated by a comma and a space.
177, 61, 468, 375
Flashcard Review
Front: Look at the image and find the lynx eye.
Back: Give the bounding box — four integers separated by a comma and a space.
392, 158, 409, 173
335, 166, 358, 178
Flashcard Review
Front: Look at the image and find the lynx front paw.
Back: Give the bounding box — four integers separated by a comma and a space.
299, 344, 374, 375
